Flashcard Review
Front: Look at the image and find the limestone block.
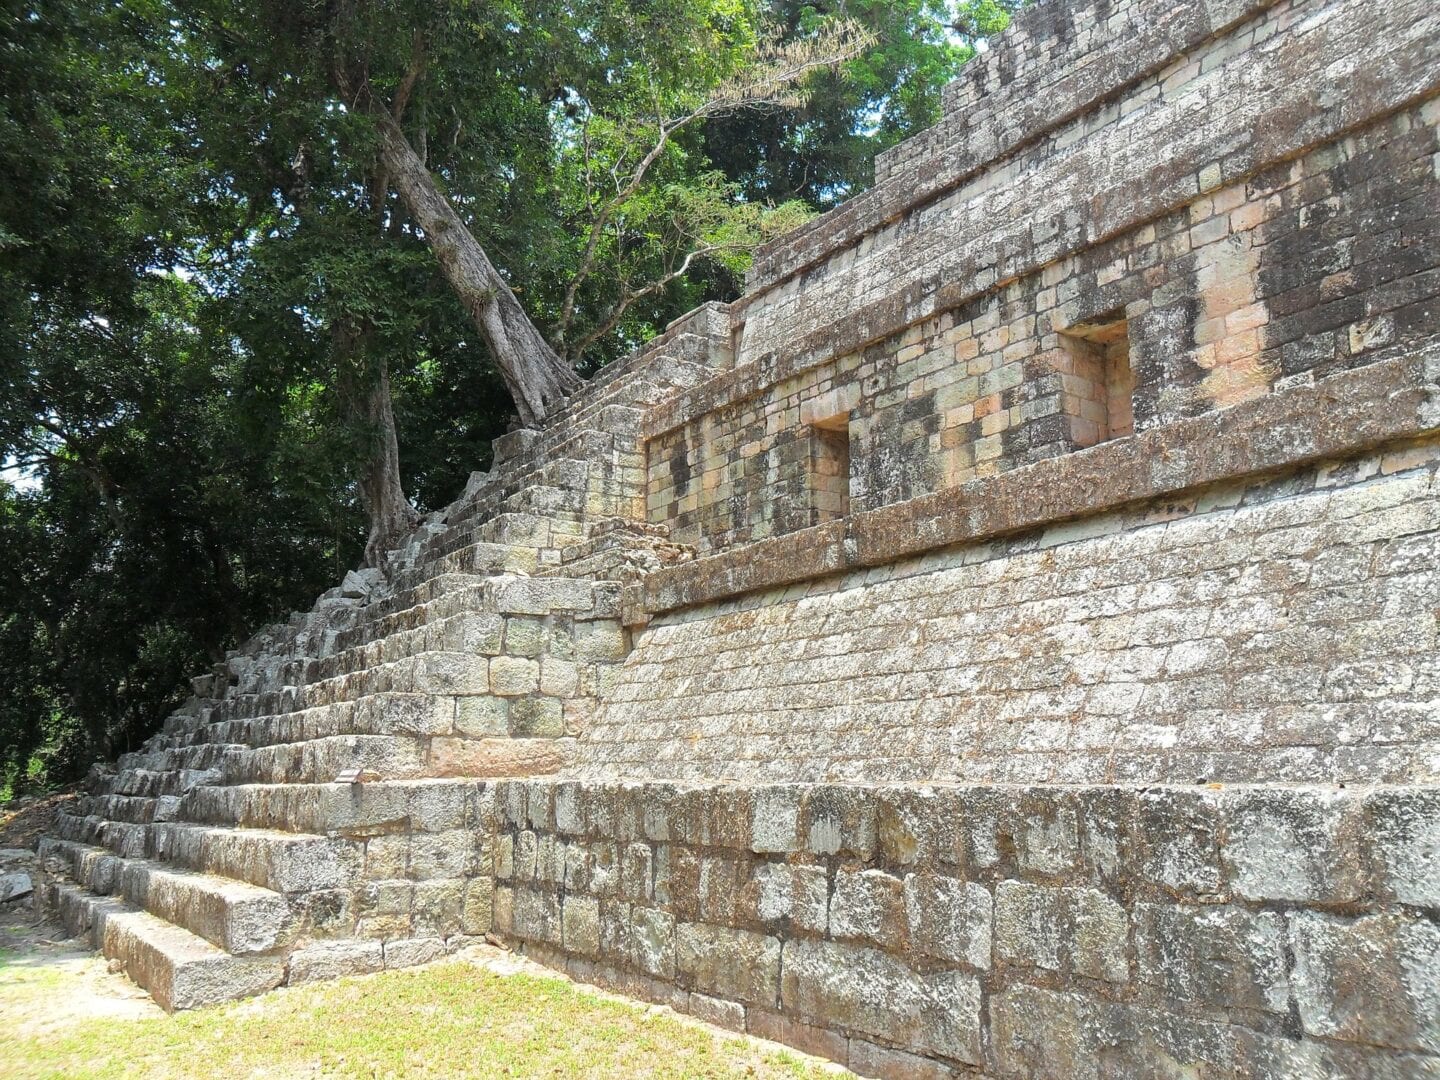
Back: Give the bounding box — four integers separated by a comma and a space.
1071, 887, 1129, 984
384, 937, 447, 969
1134, 903, 1289, 1014
848, 1039, 957, 1080
689, 992, 746, 1032
0, 871, 33, 905
780, 939, 982, 1065
462, 878, 494, 935
513, 887, 562, 947
408, 830, 474, 879
508, 696, 564, 738
675, 922, 781, 1007
830, 868, 906, 948
621, 841, 653, 903
994, 880, 1064, 972
749, 862, 828, 932
503, 617, 547, 657
552, 780, 584, 835
1135, 788, 1224, 898
904, 873, 991, 970
573, 620, 628, 661
489, 656, 540, 697
599, 898, 634, 964
751, 787, 802, 853
540, 659, 580, 697
411, 879, 464, 937
488, 576, 595, 616
455, 696, 508, 737
428, 737, 569, 778
632, 906, 676, 979
800, 785, 878, 858
1222, 788, 1367, 903
288, 940, 384, 984
562, 895, 601, 957
1289, 911, 1440, 1054
359, 879, 412, 918
1365, 788, 1440, 907
415, 653, 489, 695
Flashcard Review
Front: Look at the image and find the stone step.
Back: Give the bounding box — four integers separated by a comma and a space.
41, 838, 298, 955
109, 766, 223, 798
177, 778, 488, 838
117, 741, 233, 776
46, 881, 284, 1011
51, 811, 361, 895
54, 810, 149, 858
205, 652, 489, 722
151, 821, 364, 895
221, 733, 430, 785
76, 792, 172, 825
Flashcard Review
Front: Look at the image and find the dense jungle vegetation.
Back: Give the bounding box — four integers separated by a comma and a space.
0, 0, 1024, 795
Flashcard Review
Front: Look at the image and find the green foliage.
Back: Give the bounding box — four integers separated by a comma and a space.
1, 0, 1023, 791
704, 1, 1028, 208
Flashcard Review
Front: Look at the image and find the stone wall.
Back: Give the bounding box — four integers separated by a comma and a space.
589, 435, 1440, 785
489, 779, 1440, 1078
644, 0, 1440, 554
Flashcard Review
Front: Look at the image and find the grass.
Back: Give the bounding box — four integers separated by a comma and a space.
0, 945, 837, 1080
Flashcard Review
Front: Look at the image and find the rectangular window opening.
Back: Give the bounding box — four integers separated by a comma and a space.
1060, 313, 1134, 447
809, 413, 851, 522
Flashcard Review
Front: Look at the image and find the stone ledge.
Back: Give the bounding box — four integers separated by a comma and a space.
642, 350, 1440, 614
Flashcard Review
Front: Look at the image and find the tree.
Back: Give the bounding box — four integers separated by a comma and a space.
2, 0, 1015, 791
705, 1, 1028, 210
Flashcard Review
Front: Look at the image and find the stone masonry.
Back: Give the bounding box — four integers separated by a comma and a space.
38, 0, 1440, 1075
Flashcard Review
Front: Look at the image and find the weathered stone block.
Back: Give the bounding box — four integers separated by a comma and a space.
994, 880, 1064, 972
489, 656, 540, 697
676, 922, 780, 1006
751, 788, 802, 853
455, 696, 508, 737
632, 906, 676, 979
384, 937, 447, 969
1289, 911, 1440, 1053
411, 879, 464, 937
462, 878, 493, 935
904, 873, 991, 970
1135, 903, 1289, 1014
830, 868, 906, 948
1222, 788, 1366, 903
1071, 887, 1129, 984
749, 861, 828, 931
689, 991, 746, 1032
562, 895, 601, 957
508, 696, 564, 737
288, 940, 384, 984
779, 938, 982, 1064
1365, 788, 1440, 908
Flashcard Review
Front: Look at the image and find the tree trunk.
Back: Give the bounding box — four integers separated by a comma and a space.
334, 320, 420, 569
372, 110, 582, 427
357, 357, 419, 568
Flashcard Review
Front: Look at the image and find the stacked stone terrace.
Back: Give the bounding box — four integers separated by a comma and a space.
42, 0, 1440, 1074
36, 310, 726, 1009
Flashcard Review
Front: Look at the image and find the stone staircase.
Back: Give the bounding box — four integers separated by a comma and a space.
36, 311, 723, 1010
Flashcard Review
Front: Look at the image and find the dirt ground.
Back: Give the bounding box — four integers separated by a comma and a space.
0, 916, 165, 1035
0, 789, 75, 850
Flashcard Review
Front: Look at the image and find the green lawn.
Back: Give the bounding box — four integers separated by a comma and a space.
1, 945, 839, 1079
